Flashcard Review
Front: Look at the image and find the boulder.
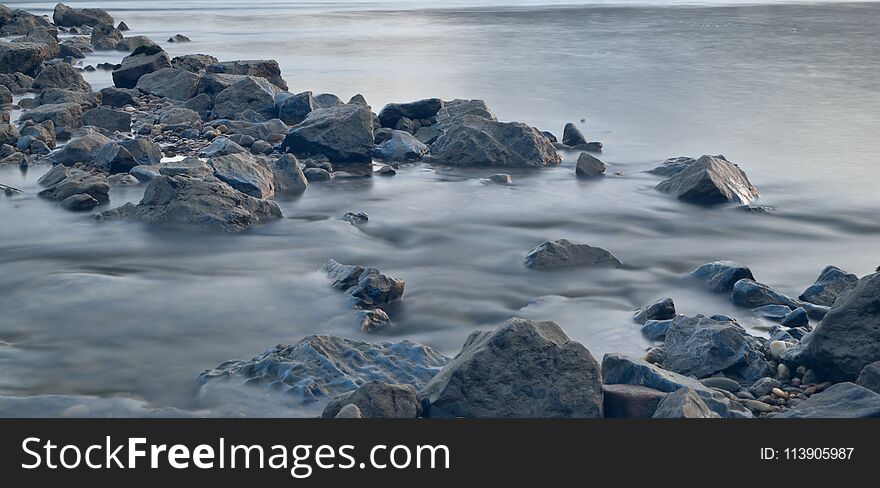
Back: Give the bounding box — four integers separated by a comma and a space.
647, 156, 696, 177
116, 36, 158, 52
856, 362, 880, 394
35, 88, 98, 109
652, 387, 717, 418
20, 102, 82, 130
208, 152, 275, 198
205, 60, 287, 90
661, 315, 769, 382
334, 404, 365, 418
281, 104, 374, 165
60, 193, 100, 211
276, 91, 314, 126
656, 155, 759, 205
208, 119, 288, 144
321, 382, 420, 419
641, 319, 672, 341
134, 67, 203, 101
426, 115, 560, 168
112, 47, 172, 89
168, 34, 191, 43
372, 129, 428, 161
562, 122, 587, 146
320, 259, 405, 309
0, 41, 58, 76
269, 153, 307, 193
38, 170, 109, 205
53, 3, 114, 27
771, 383, 880, 418
196, 335, 449, 405
129, 165, 160, 182
171, 54, 218, 73
212, 76, 277, 121
99, 87, 137, 108
313, 93, 343, 109
422, 318, 604, 418
781, 273, 880, 381
633, 297, 676, 324
90, 23, 123, 50
51, 131, 111, 166
33, 63, 91, 92
97, 175, 282, 233
304, 167, 332, 182
183, 93, 213, 117
157, 107, 202, 128
19, 120, 55, 148
732, 279, 827, 319
781, 307, 809, 327
95, 138, 162, 173
602, 384, 667, 418
157, 157, 212, 178
0, 72, 35, 94
799, 265, 858, 306
525, 239, 621, 270
749, 377, 782, 398
0, 9, 53, 37
601, 353, 752, 418
198, 136, 247, 158
82, 106, 131, 133
0, 124, 19, 146
378, 98, 444, 128
691, 261, 754, 293
576, 152, 605, 176
353, 309, 392, 334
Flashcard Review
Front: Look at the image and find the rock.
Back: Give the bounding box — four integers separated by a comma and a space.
212, 76, 277, 121
205, 60, 287, 90
167, 34, 191, 43
107, 173, 140, 186
199, 136, 247, 158
777, 363, 791, 380
208, 152, 275, 198
422, 318, 603, 418
59, 193, 100, 211
372, 129, 428, 161
661, 315, 769, 382
699, 376, 741, 393
856, 362, 880, 394
426, 115, 560, 168
655, 155, 759, 205
640, 319, 671, 341
95, 138, 162, 173
601, 353, 752, 418
799, 265, 858, 306
98, 175, 282, 232
0, 41, 58, 76
768, 340, 790, 360
781, 307, 809, 327
20, 121, 55, 148
750, 377, 782, 398
117, 21, 129, 31
322, 381, 419, 419
771, 383, 880, 418
157, 157, 212, 178
733, 279, 827, 319
38, 163, 72, 187
275, 91, 314, 126
112, 46, 172, 89
38, 170, 109, 204
378, 98, 444, 128
633, 297, 676, 324
781, 273, 880, 381
129, 165, 160, 182
135, 68, 203, 101
562, 122, 588, 147
90, 23, 123, 50
375, 165, 396, 177
34, 88, 98, 109
436, 99, 496, 124
691, 261, 755, 293
82, 106, 131, 133
168, 54, 216, 73
19, 102, 82, 130
652, 387, 717, 418
320, 259, 405, 309
158, 107, 202, 129
53, 3, 113, 27
99, 87, 136, 108
269, 153, 307, 194
602, 384, 667, 418
485, 173, 512, 185
313, 93, 343, 109
33, 63, 91, 92
753, 304, 793, 322
51, 132, 111, 166
116, 36, 158, 52
227, 133, 255, 148
525, 239, 621, 270
59, 39, 91, 59
208, 119, 288, 144
1, 9, 53, 36
281, 104, 374, 165
198, 335, 449, 405
334, 404, 364, 418
575, 152, 605, 176
647, 156, 695, 177
183, 93, 213, 118
0, 72, 35, 94
0, 124, 20, 146
354, 309, 392, 334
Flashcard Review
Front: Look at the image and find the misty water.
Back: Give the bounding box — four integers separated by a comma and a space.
1, 1, 879, 416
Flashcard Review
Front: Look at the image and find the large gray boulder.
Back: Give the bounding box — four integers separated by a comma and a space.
0, 41, 58, 76
576, 152, 605, 176
35, 88, 99, 109
525, 239, 621, 270
82, 106, 131, 133
211, 76, 277, 121
378, 98, 444, 128
372, 129, 428, 161
90, 23, 123, 50
771, 383, 880, 418
426, 115, 561, 168
799, 265, 858, 307
656, 155, 759, 205
732, 279, 827, 319
171, 54, 218, 73
157, 107, 202, 128
601, 353, 752, 418
321, 381, 420, 419
112, 47, 172, 89
97, 175, 282, 233
652, 387, 717, 418
205, 60, 287, 90
95, 138, 162, 173
1, 9, 54, 37
19, 102, 82, 129
115, 36, 158, 53
0, 72, 35, 94
99, 87, 137, 108
321, 259, 405, 309
33, 63, 92, 92
38, 170, 109, 205
691, 261, 754, 293
51, 131, 111, 166
270, 153, 308, 193
197, 335, 449, 405
53, 3, 113, 27
135, 68, 203, 101
281, 104, 375, 165
208, 152, 275, 198
781, 273, 880, 382
275, 91, 314, 126
421, 318, 604, 418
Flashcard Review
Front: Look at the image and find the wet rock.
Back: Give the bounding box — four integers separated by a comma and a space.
0, 40, 57, 76
51, 132, 111, 166
90, 23, 123, 50
771, 383, 880, 418
135, 68, 203, 101
82, 106, 131, 133
205, 59, 287, 90
856, 362, 880, 394
656, 155, 759, 205
99, 87, 136, 108
59, 193, 100, 211
112, 46, 172, 89
33, 62, 91, 92
276, 91, 314, 126
20, 121, 55, 148
485, 173, 512, 185
95, 138, 162, 173
378, 98, 444, 129
652, 387, 717, 418
641, 319, 672, 341
129, 165, 160, 182
426, 115, 560, 168
781, 307, 809, 327
576, 152, 605, 176
38, 164, 72, 187
354, 309, 392, 334
320, 259, 405, 309
732, 279, 827, 319
691, 261, 754, 293
34, 88, 98, 109
322, 381, 419, 419
303, 167, 333, 182
281, 104, 374, 165
334, 404, 364, 418
372, 129, 428, 161
168, 34, 191, 43
601, 353, 752, 418
116, 36, 158, 52
117, 21, 129, 32
422, 318, 604, 418
646, 156, 695, 177
525, 239, 621, 270
208, 152, 275, 198
633, 297, 676, 324
98, 175, 282, 232
157, 157, 212, 178
107, 173, 140, 186
269, 153, 307, 194
375, 165, 396, 177
197, 335, 448, 405
171, 54, 218, 73
208, 119, 288, 144
602, 384, 667, 418
781, 273, 880, 381
38, 170, 109, 204
212, 76, 278, 121
19, 102, 82, 130
699, 376, 742, 393
753, 304, 793, 322
799, 265, 858, 307
1, 9, 53, 37
198, 136, 246, 158
661, 315, 769, 382
53, 3, 113, 28
341, 212, 369, 225
313, 93, 343, 109
0, 72, 35, 94
562, 122, 587, 146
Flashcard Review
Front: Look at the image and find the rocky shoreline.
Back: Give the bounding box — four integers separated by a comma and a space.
2, 4, 878, 418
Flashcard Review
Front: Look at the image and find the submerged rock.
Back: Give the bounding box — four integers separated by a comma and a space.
652, 387, 717, 418
59, 193, 100, 211
322, 381, 419, 418
691, 260, 754, 293
281, 104, 375, 165
197, 335, 449, 405
525, 239, 621, 270
656, 155, 759, 205
799, 265, 858, 307
353, 309, 392, 334
771, 383, 880, 418
421, 318, 604, 418
38, 170, 109, 205
321, 259, 405, 309
646, 156, 695, 177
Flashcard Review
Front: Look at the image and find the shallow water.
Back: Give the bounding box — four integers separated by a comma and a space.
1, 1, 879, 416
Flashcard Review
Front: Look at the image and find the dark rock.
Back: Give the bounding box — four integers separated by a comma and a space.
129, 165, 160, 182
525, 239, 621, 270
171, 54, 218, 73
208, 119, 288, 144
562, 122, 587, 146
646, 156, 695, 177
576, 152, 605, 176
82, 106, 131, 133
281, 104, 374, 165
313, 93, 343, 109
135, 68, 203, 101
334, 404, 364, 418
157, 107, 202, 128
112, 47, 172, 89
753, 304, 793, 322
208, 152, 275, 198
781, 307, 809, 327
205, 60, 287, 90
20, 120, 56, 148
691, 260, 754, 293
378, 98, 444, 129
35, 88, 98, 109
699, 376, 742, 393
376, 165, 396, 177
38, 170, 109, 204
602, 384, 666, 418
485, 173, 511, 185
353, 309, 392, 334
167, 34, 191, 43
107, 173, 140, 186
799, 265, 858, 307
0, 41, 59, 76
426, 115, 560, 168
157, 157, 212, 178
20, 102, 83, 130
0, 124, 20, 146
0, 72, 35, 94
38, 162, 72, 187
59, 193, 100, 211
652, 387, 717, 418
322, 381, 419, 418
750, 377, 782, 398
541, 131, 557, 143
198, 136, 246, 158
771, 383, 880, 418
633, 297, 676, 324
732, 279, 827, 319
856, 362, 880, 394
320, 259, 405, 309
99, 87, 136, 108
656, 155, 759, 205
33, 63, 91, 92
269, 153, 307, 193
90, 22, 123, 50
372, 129, 428, 161
212, 76, 277, 121
0, 9, 53, 37
183, 93, 213, 117
95, 138, 162, 173
276, 91, 314, 126
422, 318, 604, 418
641, 319, 672, 341
116, 36, 158, 52
303, 167, 332, 182
341, 212, 369, 225
53, 3, 113, 27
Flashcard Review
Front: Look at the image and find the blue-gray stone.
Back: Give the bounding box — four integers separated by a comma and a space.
781, 307, 809, 327
771, 383, 880, 418
641, 319, 672, 342
690, 261, 754, 293
799, 265, 858, 307
633, 297, 676, 325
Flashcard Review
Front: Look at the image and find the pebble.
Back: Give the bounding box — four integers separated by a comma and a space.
804, 386, 817, 395
768, 340, 789, 360
791, 377, 801, 387
771, 387, 788, 399
699, 376, 742, 393
777, 363, 791, 380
